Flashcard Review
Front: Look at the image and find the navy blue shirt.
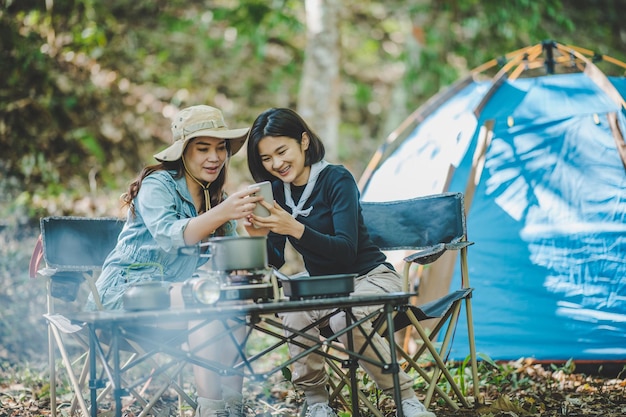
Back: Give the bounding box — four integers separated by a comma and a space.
267, 164, 390, 276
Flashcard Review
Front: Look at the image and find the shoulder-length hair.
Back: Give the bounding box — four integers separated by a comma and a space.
247, 108, 325, 183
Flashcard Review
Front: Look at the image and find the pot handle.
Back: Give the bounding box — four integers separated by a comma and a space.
199, 241, 217, 260
178, 242, 214, 259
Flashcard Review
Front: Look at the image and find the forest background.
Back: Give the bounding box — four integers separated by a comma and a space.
1, 0, 625, 415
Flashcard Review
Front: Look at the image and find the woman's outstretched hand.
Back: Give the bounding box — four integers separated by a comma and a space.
246, 200, 305, 239
186, 188, 263, 245
220, 188, 264, 221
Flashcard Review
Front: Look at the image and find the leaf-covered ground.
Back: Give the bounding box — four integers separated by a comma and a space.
1, 227, 624, 416
1, 358, 625, 417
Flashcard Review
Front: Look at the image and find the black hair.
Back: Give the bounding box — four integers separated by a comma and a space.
247, 108, 325, 183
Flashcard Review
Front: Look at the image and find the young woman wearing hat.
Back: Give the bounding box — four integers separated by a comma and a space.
244, 108, 436, 417
88, 105, 258, 417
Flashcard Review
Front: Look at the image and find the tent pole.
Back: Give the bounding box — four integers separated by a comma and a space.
463, 120, 494, 213
607, 113, 626, 171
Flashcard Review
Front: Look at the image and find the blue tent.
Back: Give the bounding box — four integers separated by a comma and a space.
360, 42, 626, 362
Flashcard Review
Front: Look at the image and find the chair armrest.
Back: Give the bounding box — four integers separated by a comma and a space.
38, 267, 58, 277
445, 241, 474, 250
403, 243, 446, 265
402, 240, 474, 266
44, 313, 84, 334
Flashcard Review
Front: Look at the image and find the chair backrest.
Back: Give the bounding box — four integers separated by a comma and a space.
361, 192, 466, 251
40, 216, 124, 272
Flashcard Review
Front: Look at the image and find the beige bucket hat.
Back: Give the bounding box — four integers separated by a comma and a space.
154, 105, 250, 162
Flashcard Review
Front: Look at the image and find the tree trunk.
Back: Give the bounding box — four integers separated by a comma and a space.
298, 0, 341, 161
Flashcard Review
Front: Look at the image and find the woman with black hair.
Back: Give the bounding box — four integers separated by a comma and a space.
245, 108, 436, 417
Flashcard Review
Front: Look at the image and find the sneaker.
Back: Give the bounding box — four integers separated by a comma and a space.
399, 397, 436, 417
225, 394, 245, 417
306, 402, 337, 417
197, 408, 229, 417
196, 398, 230, 417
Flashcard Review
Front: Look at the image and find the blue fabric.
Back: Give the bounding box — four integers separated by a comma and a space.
87, 170, 237, 310
362, 73, 626, 361
361, 193, 464, 250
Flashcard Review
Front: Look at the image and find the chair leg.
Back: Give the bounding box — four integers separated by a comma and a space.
120, 338, 195, 414
401, 325, 413, 355
46, 288, 58, 417
69, 351, 90, 416
423, 304, 461, 407
396, 347, 459, 410
460, 249, 480, 402
48, 323, 57, 417
326, 358, 384, 417
408, 312, 470, 409
84, 340, 194, 417
49, 324, 92, 416
135, 363, 186, 417
465, 297, 480, 401
321, 343, 361, 412
60, 341, 153, 415
94, 352, 154, 411
394, 312, 460, 409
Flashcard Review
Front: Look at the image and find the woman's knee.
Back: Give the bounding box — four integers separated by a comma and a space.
280, 311, 314, 329
328, 310, 347, 333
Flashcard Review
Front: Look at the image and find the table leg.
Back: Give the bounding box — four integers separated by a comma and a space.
89, 326, 97, 417
385, 304, 403, 417
344, 306, 360, 417
112, 327, 122, 417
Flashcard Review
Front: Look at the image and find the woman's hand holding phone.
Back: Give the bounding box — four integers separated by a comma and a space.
247, 181, 273, 229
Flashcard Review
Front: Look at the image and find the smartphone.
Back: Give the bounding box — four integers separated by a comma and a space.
248, 181, 273, 218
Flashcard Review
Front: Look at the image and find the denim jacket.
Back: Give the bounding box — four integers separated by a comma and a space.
87, 170, 237, 310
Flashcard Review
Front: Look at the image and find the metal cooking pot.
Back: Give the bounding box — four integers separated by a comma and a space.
203, 236, 268, 271
123, 281, 172, 311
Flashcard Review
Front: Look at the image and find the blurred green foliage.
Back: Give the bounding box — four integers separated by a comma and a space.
1, 0, 625, 224
0, 0, 625, 388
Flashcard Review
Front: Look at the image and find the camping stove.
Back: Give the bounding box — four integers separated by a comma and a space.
219, 270, 275, 303
180, 236, 276, 306
182, 269, 276, 307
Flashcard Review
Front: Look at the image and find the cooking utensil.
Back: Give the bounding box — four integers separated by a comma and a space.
179, 236, 268, 271
123, 281, 172, 311
177, 236, 272, 303
275, 270, 356, 300
205, 236, 267, 271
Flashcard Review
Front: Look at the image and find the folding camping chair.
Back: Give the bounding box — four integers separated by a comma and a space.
29, 216, 123, 416
29, 216, 194, 417
321, 192, 479, 414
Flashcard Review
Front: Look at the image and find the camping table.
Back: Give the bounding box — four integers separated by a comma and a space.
68, 292, 412, 417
